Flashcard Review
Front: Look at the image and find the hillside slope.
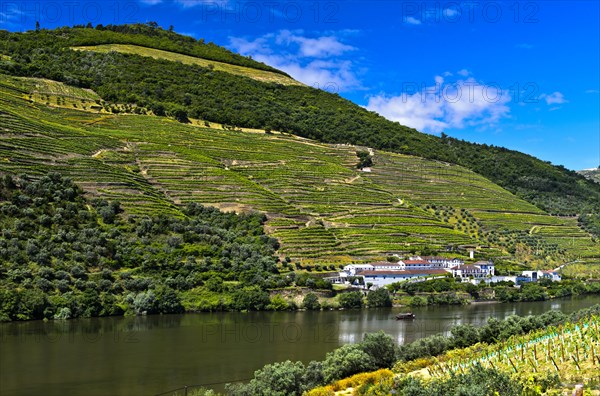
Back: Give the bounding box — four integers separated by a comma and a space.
71, 44, 301, 86
579, 168, 600, 184
1, 74, 598, 272
1, 25, 598, 221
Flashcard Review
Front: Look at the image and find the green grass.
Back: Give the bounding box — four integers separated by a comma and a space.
1, 74, 599, 268
71, 44, 302, 86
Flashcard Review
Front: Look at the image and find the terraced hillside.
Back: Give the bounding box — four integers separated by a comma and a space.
3, 24, 599, 222
2, 74, 599, 271
71, 44, 302, 86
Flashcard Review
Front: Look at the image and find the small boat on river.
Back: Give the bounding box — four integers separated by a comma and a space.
396, 312, 416, 320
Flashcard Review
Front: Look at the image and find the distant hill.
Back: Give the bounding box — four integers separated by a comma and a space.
1, 24, 598, 222
578, 168, 600, 184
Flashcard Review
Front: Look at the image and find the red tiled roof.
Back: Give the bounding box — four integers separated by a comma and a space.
403, 260, 429, 265
360, 269, 448, 276
371, 262, 402, 267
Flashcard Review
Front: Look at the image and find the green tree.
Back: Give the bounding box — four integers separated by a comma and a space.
227, 360, 306, 396
268, 294, 290, 311
233, 287, 270, 311
366, 288, 392, 307
322, 344, 374, 383
360, 331, 398, 369
451, 324, 480, 348
302, 293, 321, 310
338, 291, 364, 309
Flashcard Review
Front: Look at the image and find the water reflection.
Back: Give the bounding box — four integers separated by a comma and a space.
1, 295, 599, 396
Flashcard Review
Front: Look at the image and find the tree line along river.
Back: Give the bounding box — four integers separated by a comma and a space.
1, 295, 600, 396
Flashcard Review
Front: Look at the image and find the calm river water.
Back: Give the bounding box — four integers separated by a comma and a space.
2, 295, 600, 396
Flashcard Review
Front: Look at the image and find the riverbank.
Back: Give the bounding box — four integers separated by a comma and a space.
4, 295, 600, 396
4, 276, 600, 323
228, 303, 600, 396
307, 305, 600, 396
390, 277, 600, 308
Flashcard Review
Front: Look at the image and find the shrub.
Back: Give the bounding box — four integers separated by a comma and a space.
322, 344, 375, 383
268, 294, 290, 311
360, 331, 398, 369
226, 360, 306, 396
366, 288, 392, 307
338, 291, 364, 309
54, 307, 72, 320
126, 291, 157, 315
302, 293, 321, 310
409, 296, 427, 306
233, 286, 270, 311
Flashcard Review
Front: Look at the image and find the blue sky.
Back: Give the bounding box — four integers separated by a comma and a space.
1, 0, 598, 170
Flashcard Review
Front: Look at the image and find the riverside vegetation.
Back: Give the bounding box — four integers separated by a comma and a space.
194, 304, 600, 395
0, 173, 332, 321
389, 276, 600, 306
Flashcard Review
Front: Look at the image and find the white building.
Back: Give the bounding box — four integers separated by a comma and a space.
341, 264, 374, 276
359, 269, 450, 288
451, 261, 495, 279
403, 260, 432, 270
420, 256, 464, 268
371, 261, 405, 271
521, 270, 561, 282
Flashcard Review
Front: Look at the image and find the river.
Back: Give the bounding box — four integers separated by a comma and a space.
1, 295, 599, 396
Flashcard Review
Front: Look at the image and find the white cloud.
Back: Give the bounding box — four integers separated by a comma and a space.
540, 91, 568, 105
457, 69, 470, 77
403, 16, 422, 25
0, 3, 23, 25
139, 0, 163, 5
275, 30, 355, 58
229, 31, 361, 92
585, 89, 599, 94
366, 76, 511, 134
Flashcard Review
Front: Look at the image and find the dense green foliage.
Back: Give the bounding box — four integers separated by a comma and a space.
227, 305, 599, 395
338, 291, 364, 309
356, 150, 373, 169
1, 25, 598, 222
22, 23, 284, 74
0, 173, 307, 320
579, 212, 600, 240
302, 292, 321, 310
381, 365, 524, 396
395, 304, 600, 362
366, 288, 392, 307
226, 331, 398, 396
388, 277, 600, 306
